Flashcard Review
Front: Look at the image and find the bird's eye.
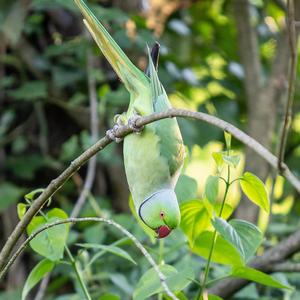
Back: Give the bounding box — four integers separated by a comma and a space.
160, 211, 165, 218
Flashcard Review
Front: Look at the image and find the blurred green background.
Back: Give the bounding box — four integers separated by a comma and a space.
0, 0, 300, 299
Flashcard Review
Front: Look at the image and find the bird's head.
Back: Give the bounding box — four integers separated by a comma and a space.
138, 189, 180, 238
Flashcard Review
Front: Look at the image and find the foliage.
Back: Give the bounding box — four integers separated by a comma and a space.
1, 0, 300, 299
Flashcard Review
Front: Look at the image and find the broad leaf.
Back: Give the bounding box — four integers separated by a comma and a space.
27, 208, 69, 261
240, 172, 269, 213
0, 182, 24, 212
213, 218, 263, 263
231, 266, 293, 290
22, 259, 55, 300
133, 264, 193, 300
212, 217, 245, 260
229, 219, 263, 262
175, 174, 198, 203
180, 200, 211, 246
76, 243, 136, 265
204, 200, 233, 220
205, 176, 219, 204
191, 231, 244, 266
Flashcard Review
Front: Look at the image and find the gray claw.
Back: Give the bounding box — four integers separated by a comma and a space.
106, 127, 123, 143
128, 114, 144, 133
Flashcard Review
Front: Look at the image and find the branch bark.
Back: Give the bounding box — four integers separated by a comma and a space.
277, 0, 298, 171
234, 0, 276, 223
0, 108, 300, 274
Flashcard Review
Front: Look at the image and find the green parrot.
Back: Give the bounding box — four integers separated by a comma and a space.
74, 0, 185, 238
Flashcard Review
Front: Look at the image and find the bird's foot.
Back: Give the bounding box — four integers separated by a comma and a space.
128, 114, 144, 134
114, 113, 126, 126
106, 113, 127, 143
106, 124, 123, 143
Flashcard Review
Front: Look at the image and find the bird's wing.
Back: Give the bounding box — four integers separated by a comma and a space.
147, 50, 185, 178
74, 0, 148, 94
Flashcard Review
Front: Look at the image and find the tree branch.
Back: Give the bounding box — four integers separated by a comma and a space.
209, 228, 300, 297
277, 0, 298, 171
0, 217, 179, 300
1, 108, 300, 274
271, 262, 300, 273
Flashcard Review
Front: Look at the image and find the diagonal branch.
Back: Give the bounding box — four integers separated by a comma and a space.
1, 108, 300, 274
0, 217, 179, 300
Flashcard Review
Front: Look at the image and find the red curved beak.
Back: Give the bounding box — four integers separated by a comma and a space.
156, 225, 171, 238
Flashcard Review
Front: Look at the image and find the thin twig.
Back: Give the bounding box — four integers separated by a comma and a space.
277, 0, 298, 172
1, 108, 300, 273
71, 51, 99, 218
0, 217, 178, 300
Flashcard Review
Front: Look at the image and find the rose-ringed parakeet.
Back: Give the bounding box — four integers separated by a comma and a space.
74, 0, 185, 238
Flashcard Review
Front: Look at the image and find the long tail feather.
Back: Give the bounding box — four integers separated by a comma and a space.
74, 0, 148, 93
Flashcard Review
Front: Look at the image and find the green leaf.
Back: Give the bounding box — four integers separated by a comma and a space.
99, 293, 121, 300
240, 172, 269, 213
133, 264, 193, 300
24, 188, 44, 202
191, 231, 244, 266
231, 266, 293, 290
222, 154, 240, 168
27, 208, 69, 261
0, 182, 24, 212
212, 217, 245, 260
8, 81, 47, 101
175, 174, 198, 203
205, 175, 219, 204
200, 295, 223, 300
224, 131, 231, 149
180, 200, 211, 246
24, 188, 51, 207
22, 259, 55, 300
76, 243, 136, 265
229, 219, 263, 262
204, 200, 233, 220
212, 218, 263, 263
212, 152, 224, 168
17, 203, 27, 220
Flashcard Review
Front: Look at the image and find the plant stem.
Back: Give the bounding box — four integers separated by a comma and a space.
158, 239, 164, 300
65, 246, 91, 300
197, 165, 231, 299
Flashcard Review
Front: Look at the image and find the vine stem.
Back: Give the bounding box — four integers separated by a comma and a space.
0, 217, 178, 300
197, 163, 231, 300
65, 246, 91, 300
